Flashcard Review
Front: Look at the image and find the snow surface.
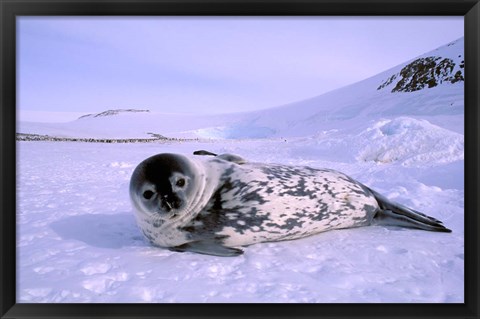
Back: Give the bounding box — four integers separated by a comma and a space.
16, 137, 464, 303
16, 38, 464, 303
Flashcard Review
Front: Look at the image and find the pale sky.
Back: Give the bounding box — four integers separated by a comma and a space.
18, 16, 463, 121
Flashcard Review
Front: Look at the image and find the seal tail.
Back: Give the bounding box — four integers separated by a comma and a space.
369, 188, 452, 233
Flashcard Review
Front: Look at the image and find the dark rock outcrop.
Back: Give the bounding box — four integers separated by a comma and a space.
78, 109, 150, 120
378, 56, 464, 93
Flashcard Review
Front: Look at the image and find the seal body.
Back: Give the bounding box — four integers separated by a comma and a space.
130, 152, 451, 256
190, 161, 378, 247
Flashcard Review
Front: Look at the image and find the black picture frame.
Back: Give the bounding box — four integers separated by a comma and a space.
1, 0, 478, 318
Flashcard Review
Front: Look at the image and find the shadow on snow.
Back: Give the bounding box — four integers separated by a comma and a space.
50, 212, 148, 249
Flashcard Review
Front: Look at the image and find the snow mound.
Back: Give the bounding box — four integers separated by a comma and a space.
356, 117, 464, 166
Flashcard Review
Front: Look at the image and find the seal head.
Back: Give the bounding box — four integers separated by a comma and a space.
130, 153, 197, 221
130, 153, 244, 256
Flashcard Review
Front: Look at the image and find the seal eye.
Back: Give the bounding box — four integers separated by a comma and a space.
176, 178, 185, 187
143, 190, 154, 200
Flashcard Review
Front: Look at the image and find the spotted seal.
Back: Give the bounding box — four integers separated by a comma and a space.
129, 151, 451, 257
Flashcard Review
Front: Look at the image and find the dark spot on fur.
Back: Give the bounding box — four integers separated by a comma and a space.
266, 218, 305, 230
152, 220, 164, 228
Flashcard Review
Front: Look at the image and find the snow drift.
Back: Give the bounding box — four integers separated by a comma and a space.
356, 117, 464, 166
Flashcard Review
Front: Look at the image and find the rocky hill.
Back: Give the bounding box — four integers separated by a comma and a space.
377, 56, 464, 92
377, 38, 464, 93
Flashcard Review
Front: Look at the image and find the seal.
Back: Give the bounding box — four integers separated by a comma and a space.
129, 151, 451, 257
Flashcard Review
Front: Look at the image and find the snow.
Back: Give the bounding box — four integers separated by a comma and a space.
16, 38, 464, 303
18, 110, 87, 123
16, 138, 464, 303
355, 117, 464, 166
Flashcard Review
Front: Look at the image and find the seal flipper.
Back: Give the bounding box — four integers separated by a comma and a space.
369, 188, 452, 232
193, 150, 247, 164
193, 150, 218, 156
169, 240, 244, 257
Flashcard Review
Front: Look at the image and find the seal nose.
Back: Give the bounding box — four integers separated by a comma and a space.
161, 194, 181, 212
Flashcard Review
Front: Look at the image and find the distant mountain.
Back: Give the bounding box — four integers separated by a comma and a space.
78, 109, 150, 119
18, 37, 464, 140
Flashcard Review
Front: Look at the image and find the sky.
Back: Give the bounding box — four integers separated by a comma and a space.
17, 16, 464, 122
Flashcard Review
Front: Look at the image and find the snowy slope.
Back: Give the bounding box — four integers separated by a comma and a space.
16, 38, 464, 303
201, 37, 464, 138
18, 37, 464, 139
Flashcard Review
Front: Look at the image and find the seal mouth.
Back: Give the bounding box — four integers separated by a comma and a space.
161, 197, 181, 213
153, 210, 179, 221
